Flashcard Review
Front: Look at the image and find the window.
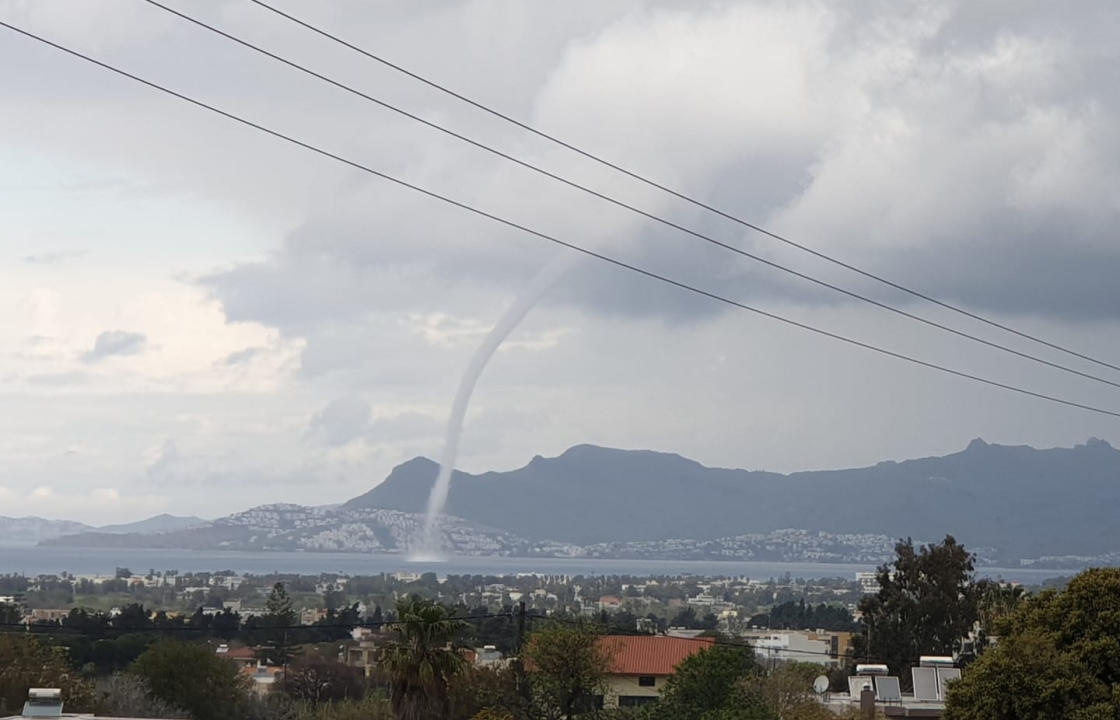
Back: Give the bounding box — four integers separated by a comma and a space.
638, 675, 656, 687
575, 695, 604, 713
620, 696, 659, 707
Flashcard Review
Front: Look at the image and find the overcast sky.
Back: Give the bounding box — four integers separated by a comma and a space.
3, 0, 1119, 524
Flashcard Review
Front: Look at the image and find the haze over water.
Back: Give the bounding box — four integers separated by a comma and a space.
0, 545, 1080, 584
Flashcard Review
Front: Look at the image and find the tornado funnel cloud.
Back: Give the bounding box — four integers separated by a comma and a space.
418, 256, 574, 557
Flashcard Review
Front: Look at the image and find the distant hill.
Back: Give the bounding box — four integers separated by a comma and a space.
37, 439, 1120, 563
44, 504, 528, 556
344, 438, 1120, 560
1, 513, 208, 546
0, 516, 93, 545
96, 514, 211, 535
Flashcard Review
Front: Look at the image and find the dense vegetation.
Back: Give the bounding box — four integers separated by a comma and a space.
944, 568, 1120, 719
3, 544, 1116, 719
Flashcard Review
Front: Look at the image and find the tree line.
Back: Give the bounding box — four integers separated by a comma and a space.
4, 537, 1120, 718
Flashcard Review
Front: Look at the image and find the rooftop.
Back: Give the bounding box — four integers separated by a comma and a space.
598, 634, 715, 676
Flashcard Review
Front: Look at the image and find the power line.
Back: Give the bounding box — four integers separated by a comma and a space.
0, 609, 504, 636
137, 0, 1120, 392
249, 0, 1120, 376
3, 615, 866, 660
529, 614, 873, 660
4, 20, 1120, 420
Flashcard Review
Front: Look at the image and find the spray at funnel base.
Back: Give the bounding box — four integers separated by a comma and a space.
415, 257, 574, 559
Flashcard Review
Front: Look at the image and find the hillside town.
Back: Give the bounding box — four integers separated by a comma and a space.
20, 503, 1008, 565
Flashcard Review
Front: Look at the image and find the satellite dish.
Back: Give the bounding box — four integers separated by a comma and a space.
813, 675, 830, 694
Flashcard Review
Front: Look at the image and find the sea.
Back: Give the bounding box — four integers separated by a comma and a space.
0, 544, 1081, 584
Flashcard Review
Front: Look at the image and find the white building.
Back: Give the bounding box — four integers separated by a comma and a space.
742, 629, 848, 667
856, 572, 879, 595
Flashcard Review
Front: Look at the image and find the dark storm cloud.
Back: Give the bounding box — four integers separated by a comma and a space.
196, 0, 1120, 336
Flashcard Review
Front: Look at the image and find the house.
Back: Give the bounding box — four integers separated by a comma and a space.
465, 645, 507, 668
819, 657, 960, 718
216, 575, 245, 591
665, 628, 707, 639
741, 628, 852, 667
686, 592, 716, 607
856, 572, 879, 595
596, 635, 715, 708
243, 664, 283, 695
215, 644, 283, 694
300, 608, 326, 625
215, 644, 259, 670
598, 595, 623, 612
28, 608, 67, 623
345, 627, 381, 676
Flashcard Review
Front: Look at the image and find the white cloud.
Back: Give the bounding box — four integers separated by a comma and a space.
0, 485, 169, 524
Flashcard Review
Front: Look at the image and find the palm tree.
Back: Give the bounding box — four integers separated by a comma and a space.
382, 595, 468, 719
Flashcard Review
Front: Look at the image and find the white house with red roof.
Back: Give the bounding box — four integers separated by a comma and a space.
596, 635, 715, 708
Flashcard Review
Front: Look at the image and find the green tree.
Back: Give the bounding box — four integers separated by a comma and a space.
0, 602, 20, 625
96, 673, 187, 719
288, 695, 395, 720
280, 655, 367, 703
130, 639, 250, 720
471, 709, 517, 720
210, 607, 241, 641
741, 663, 834, 720
652, 644, 770, 720
670, 607, 700, 629
755, 600, 857, 632
0, 635, 98, 714
524, 623, 609, 720
266, 581, 297, 623
255, 582, 301, 666
382, 596, 468, 720
448, 665, 526, 720
113, 603, 154, 633
944, 567, 1120, 720
961, 579, 1027, 661
854, 536, 977, 675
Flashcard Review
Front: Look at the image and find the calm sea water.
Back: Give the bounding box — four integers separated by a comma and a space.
0, 545, 1080, 584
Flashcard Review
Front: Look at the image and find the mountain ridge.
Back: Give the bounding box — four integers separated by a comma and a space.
96, 514, 211, 535
344, 438, 1120, 559
24, 438, 1120, 563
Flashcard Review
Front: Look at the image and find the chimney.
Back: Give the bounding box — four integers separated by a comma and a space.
23, 689, 63, 718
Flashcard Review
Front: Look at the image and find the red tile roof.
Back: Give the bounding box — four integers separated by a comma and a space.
598, 635, 715, 676
222, 646, 257, 661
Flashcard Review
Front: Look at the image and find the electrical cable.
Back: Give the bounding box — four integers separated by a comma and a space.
4, 20, 1120, 420
248, 0, 1120, 376
138, 0, 1120, 392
